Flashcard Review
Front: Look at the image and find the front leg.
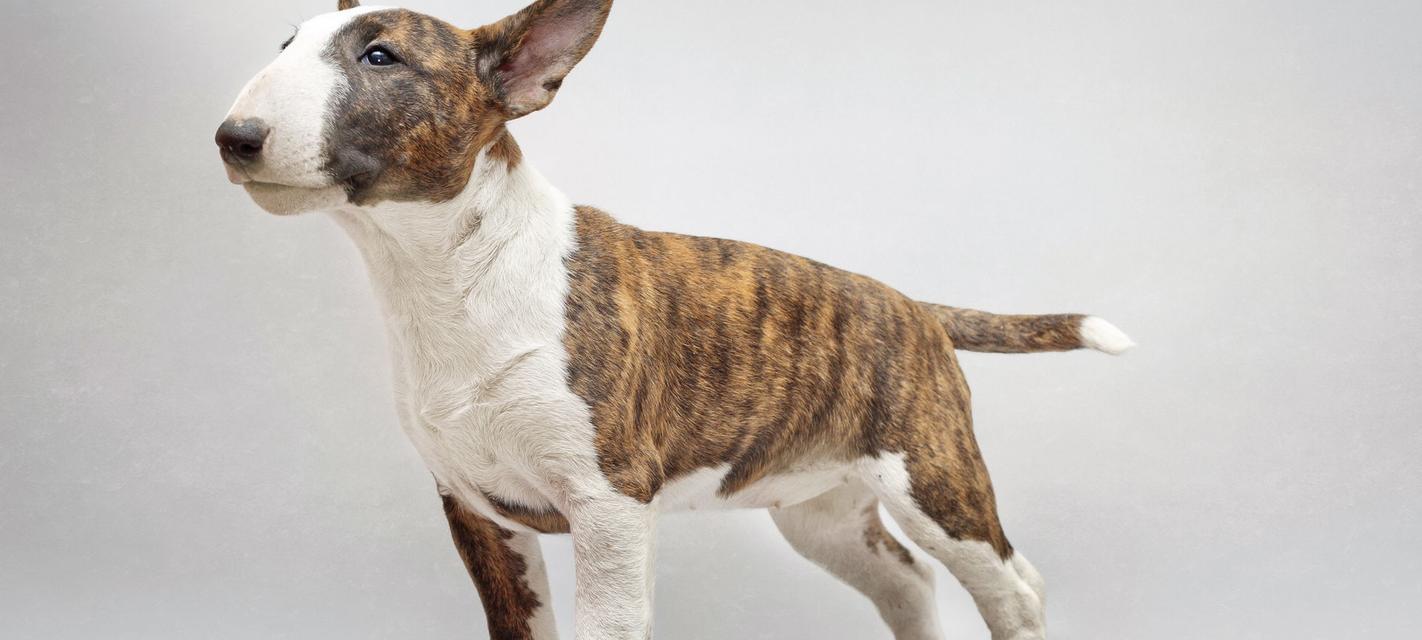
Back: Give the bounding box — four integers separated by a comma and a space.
441, 493, 559, 640
567, 495, 656, 640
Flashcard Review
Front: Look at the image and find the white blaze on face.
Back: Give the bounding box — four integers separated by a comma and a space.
223, 6, 389, 213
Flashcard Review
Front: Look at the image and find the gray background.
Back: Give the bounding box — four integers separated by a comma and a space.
2, 0, 1419, 638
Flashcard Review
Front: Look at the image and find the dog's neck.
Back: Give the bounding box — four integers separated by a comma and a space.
327, 134, 576, 367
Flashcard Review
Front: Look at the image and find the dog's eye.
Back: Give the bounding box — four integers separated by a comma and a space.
361, 47, 399, 67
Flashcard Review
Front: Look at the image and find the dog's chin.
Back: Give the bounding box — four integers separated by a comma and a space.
242, 182, 349, 216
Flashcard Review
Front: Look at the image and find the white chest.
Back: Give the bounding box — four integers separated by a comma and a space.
331, 161, 599, 521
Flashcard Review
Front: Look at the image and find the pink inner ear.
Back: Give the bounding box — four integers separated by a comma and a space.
502, 14, 590, 94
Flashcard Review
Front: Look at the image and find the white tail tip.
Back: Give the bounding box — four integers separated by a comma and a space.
1079, 316, 1136, 355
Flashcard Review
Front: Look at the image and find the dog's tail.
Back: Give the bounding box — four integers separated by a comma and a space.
920, 303, 1135, 355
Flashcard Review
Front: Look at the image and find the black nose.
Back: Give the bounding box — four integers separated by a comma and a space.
215, 119, 270, 162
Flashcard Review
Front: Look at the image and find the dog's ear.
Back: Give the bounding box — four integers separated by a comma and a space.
337, 0, 359, 10
473, 0, 613, 119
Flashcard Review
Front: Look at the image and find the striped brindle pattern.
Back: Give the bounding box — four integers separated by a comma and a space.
562, 207, 1013, 554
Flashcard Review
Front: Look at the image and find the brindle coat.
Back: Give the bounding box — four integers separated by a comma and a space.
562, 206, 1015, 554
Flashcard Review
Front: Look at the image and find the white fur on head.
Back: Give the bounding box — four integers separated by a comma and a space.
222, 6, 387, 214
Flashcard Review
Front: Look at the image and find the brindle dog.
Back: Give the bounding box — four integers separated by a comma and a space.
216, 2, 1133, 638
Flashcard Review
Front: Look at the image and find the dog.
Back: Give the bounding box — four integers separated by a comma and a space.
216, 1, 1133, 638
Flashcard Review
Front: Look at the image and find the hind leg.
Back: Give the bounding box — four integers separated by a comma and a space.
860, 453, 1046, 640
771, 480, 943, 640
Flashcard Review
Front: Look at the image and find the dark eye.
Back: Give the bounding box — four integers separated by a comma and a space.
361, 47, 399, 66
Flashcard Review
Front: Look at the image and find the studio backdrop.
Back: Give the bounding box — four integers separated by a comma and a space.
2, 0, 1419, 638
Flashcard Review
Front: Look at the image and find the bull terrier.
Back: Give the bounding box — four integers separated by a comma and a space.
216, 1, 1134, 638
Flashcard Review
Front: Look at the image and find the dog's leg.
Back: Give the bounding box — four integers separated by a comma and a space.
861, 455, 1046, 640
567, 494, 656, 640
771, 480, 943, 640
440, 493, 559, 640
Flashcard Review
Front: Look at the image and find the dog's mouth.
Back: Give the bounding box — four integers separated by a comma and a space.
223, 161, 254, 185
224, 162, 310, 190
225, 161, 372, 194
225, 163, 342, 197
241, 180, 333, 194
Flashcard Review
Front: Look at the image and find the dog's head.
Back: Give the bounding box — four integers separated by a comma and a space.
217, 0, 611, 215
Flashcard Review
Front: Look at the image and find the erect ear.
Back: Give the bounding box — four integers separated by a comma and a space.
337, 0, 359, 10
473, 0, 613, 119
